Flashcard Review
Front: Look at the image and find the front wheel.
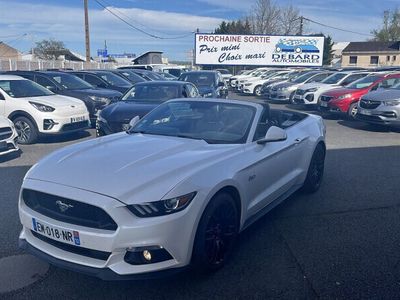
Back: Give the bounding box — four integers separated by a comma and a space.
301, 143, 325, 193
14, 116, 38, 144
192, 192, 239, 273
254, 85, 262, 97
347, 102, 358, 120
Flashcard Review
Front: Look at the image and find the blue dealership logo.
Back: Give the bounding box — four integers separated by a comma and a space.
275, 38, 319, 54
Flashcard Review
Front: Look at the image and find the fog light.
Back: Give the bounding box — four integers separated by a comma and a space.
143, 250, 152, 261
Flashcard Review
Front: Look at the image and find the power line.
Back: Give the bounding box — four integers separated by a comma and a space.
303, 17, 373, 37
98, 0, 193, 37
94, 0, 194, 39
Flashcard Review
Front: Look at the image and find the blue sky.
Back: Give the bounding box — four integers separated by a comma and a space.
0, 0, 398, 60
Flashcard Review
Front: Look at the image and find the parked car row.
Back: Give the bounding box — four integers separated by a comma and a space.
0, 67, 192, 146
230, 67, 400, 127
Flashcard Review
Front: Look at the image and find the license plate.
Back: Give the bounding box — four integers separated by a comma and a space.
358, 108, 372, 115
32, 217, 81, 246
320, 101, 328, 107
71, 116, 87, 123
0, 141, 7, 151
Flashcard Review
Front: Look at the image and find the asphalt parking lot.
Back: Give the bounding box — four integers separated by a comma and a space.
1, 92, 400, 299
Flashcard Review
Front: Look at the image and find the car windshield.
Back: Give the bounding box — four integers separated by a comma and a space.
142, 71, 164, 81
216, 69, 230, 74
122, 84, 180, 101
346, 75, 381, 89
292, 72, 318, 83
179, 73, 216, 87
95, 72, 131, 86
0, 79, 54, 98
390, 82, 400, 89
50, 73, 93, 90
117, 70, 146, 83
322, 73, 347, 84
130, 101, 256, 144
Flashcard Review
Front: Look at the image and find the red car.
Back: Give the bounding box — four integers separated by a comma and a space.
319, 73, 400, 119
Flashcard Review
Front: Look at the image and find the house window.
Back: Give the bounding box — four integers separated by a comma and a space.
349, 56, 357, 65
394, 56, 397, 61
387, 56, 390, 62
370, 56, 379, 65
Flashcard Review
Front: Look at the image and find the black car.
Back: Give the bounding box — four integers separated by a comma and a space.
97, 81, 199, 136
108, 69, 147, 85
117, 68, 166, 81
178, 71, 228, 98
7, 71, 122, 123
69, 70, 132, 93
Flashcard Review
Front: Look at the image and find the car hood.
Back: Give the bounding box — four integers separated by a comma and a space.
275, 82, 296, 89
27, 94, 86, 109
298, 82, 329, 90
25, 134, 242, 204
101, 101, 160, 122
323, 87, 359, 97
361, 89, 400, 101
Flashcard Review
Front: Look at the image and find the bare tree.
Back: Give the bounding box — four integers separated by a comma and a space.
279, 4, 301, 35
33, 39, 67, 60
249, 0, 281, 34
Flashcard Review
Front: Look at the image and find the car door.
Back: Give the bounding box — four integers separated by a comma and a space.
239, 109, 309, 218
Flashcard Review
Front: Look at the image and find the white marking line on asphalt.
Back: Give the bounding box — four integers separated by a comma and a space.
0, 254, 49, 294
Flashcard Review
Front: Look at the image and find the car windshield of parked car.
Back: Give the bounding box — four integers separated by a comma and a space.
130, 101, 256, 144
390, 82, 400, 89
118, 71, 146, 83
179, 73, 216, 87
346, 75, 381, 89
322, 73, 347, 84
0, 80, 54, 98
142, 71, 165, 81
122, 84, 180, 101
216, 69, 230, 74
96, 72, 131, 86
292, 72, 318, 83
50, 73, 93, 90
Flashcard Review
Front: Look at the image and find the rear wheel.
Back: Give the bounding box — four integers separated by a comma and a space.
14, 116, 38, 144
192, 192, 239, 273
347, 102, 358, 120
301, 143, 325, 193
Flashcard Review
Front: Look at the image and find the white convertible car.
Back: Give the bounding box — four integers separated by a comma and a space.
18, 99, 326, 279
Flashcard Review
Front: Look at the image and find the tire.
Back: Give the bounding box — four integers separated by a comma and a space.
289, 91, 296, 104
254, 85, 262, 97
13, 116, 38, 144
301, 143, 325, 193
192, 192, 239, 273
347, 102, 358, 120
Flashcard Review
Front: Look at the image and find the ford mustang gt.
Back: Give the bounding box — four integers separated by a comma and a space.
18, 99, 326, 279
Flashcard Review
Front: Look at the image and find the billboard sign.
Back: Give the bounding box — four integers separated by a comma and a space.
195, 34, 325, 66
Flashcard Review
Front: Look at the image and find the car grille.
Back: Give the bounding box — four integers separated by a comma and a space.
31, 230, 111, 261
61, 121, 89, 132
359, 99, 381, 109
320, 95, 333, 102
23, 189, 118, 231
296, 89, 306, 95
0, 127, 13, 141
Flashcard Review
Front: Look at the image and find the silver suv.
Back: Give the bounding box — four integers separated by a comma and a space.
356, 82, 400, 126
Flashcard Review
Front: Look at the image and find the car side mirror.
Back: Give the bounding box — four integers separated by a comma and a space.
129, 116, 140, 129
257, 126, 287, 144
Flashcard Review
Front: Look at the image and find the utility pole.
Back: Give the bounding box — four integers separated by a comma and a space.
84, 0, 91, 62
299, 16, 304, 35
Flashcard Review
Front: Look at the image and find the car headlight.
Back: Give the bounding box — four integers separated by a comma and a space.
306, 88, 318, 93
29, 101, 55, 112
338, 93, 352, 100
89, 96, 110, 104
203, 92, 213, 98
126, 192, 197, 218
383, 100, 400, 106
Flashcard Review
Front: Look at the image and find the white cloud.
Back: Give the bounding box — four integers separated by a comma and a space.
0, 1, 225, 60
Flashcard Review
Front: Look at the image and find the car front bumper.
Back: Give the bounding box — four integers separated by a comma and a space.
38, 113, 90, 134
0, 130, 19, 156
356, 106, 400, 126
269, 90, 292, 101
18, 179, 201, 279
292, 92, 316, 105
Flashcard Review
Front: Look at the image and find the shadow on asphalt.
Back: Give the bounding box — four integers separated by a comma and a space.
38, 130, 92, 144
338, 120, 400, 133
2, 145, 400, 299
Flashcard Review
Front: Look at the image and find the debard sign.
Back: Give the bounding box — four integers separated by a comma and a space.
195, 34, 325, 67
